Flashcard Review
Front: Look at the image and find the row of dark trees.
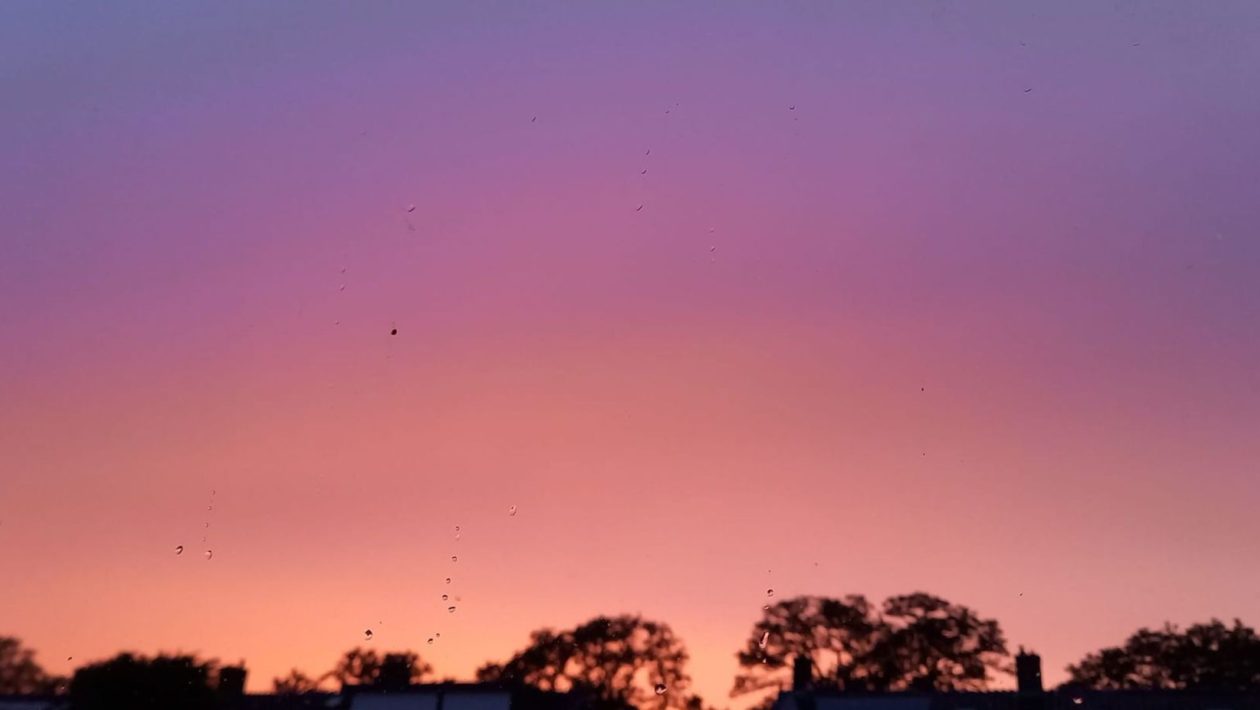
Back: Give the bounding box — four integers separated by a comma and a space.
4, 592, 1259, 709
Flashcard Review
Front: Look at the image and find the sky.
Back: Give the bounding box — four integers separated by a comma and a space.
2, 0, 1259, 704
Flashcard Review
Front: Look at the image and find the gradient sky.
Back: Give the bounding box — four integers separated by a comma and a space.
2, 1, 1259, 705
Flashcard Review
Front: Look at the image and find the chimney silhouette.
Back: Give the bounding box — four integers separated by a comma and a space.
792, 655, 813, 692
1016, 648, 1043, 694
379, 654, 415, 691
218, 665, 246, 708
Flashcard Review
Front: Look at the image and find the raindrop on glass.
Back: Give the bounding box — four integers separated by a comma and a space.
445, 577, 452, 584
759, 631, 769, 649
508, 505, 517, 517
407, 205, 416, 213
175, 545, 183, 555
635, 204, 644, 212
766, 588, 774, 597
427, 637, 434, 645
390, 328, 398, 336
205, 550, 213, 561
447, 606, 456, 613
654, 684, 667, 695
762, 605, 771, 612
451, 555, 458, 563
442, 594, 449, 601
364, 629, 373, 640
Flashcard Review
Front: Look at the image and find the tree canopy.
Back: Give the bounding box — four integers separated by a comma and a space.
732, 592, 1010, 700
1066, 618, 1260, 690
477, 614, 699, 710
69, 653, 219, 710
325, 648, 433, 689
0, 636, 61, 695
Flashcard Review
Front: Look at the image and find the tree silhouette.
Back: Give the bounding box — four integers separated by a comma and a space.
69, 653, 218, 710
273, 669, 322, 695
325, 648, 432, 689
477, 614, 697, 710
0, 636, 61, 695
732, 593, 1009, 701
878, 592, 1010, 692
1066, 618, 1260, 690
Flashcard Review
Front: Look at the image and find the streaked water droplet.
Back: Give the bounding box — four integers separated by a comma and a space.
175, 545, 183, 555
654, 684, 667, 695
508, 505, 517, 517
635, 204, 644, 212
759, 631, 769, 649
205, 550, 213, 560
407, 205, 416, 213
364, 629, 373, 640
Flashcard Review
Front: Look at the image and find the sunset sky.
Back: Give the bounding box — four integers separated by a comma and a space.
2, 1, 1259, 705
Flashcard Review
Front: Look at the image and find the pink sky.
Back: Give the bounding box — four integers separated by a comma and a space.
2, 2, 1259, 705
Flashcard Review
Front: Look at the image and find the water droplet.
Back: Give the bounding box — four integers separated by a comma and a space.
508, 505, 517, 517
447, 606, 456, 613
641, 169, 648, 175
67, 656, 73, 661
427, 637, 434, 645
390, 328, 398, 336
435, 633, 440, 638
175, 545, 183, 555
207, 505, 213, 511
762, 605, 770, 612
451, 555, 458, 563
759, 631, 769, 649
654, 684, 667, 695
635, 204, 644, 212
205, 550, 213, 561
365, 629, 373, 640
645, 149, 651, 156
442, 594, 448, 601
445, 577, 452, 584
789, 105, 796, 111
407, 205, 416, 213
531, 116, 537, 123
766, 588, 774, 597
